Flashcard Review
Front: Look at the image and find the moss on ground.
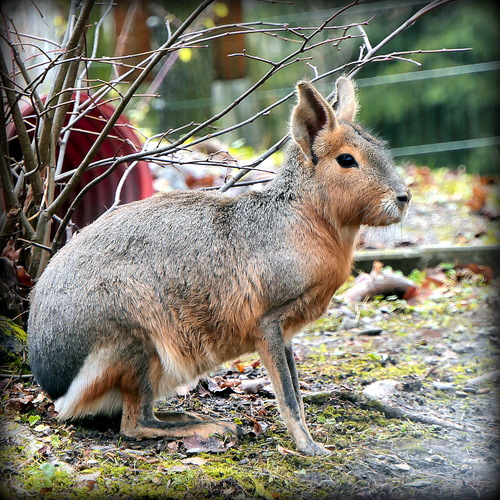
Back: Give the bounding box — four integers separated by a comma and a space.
1, 275, 498, 499
0, 316, 29, 373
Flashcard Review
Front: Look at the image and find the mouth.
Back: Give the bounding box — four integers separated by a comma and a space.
362, 198, 409, 227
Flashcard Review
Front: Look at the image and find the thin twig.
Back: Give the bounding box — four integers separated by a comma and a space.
49, 0, 215, 219
349, 0, 458, 79
1, 0, 467, 282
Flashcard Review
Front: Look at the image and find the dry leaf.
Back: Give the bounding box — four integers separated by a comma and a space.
456, 263, 493, 283
76, 471, 101, 489
276, 444, 300, 455
234, 379, 268, 394
167, 441, 179, 452
182, 434, 232, 454
466, 182, 488, 212
181, 456, 208, 466
36, 444, 51, 456
169, 465, 190, 473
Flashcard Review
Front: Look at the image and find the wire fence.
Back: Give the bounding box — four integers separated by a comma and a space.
147, 1, 498, 174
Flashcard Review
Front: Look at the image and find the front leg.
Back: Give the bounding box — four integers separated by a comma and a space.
285, 344, 306, 424
257, 320, 329, 456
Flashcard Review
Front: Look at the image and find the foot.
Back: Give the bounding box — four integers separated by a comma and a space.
121, 419, 243, 441
154, 410, 207, 423
297, 440, 331, 456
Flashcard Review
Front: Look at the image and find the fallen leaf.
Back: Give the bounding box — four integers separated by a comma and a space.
404, 276, 450, 304
181, 456, 208, 466
33, 423, 50, 432
466, 181, 488, 212
7, 395, 34, 411
456, 263, 493, 283
32, 393, 46, 404
234, 379, 269, 394
76, 471, 101, 490
1, 239, 20, 262
185, 173, 216, 189
276, 444, 301, 455
169, 465, 190, 473
216, 377, 241, 389
253, 421, 263, 434
16, 265, 34, 287
36, 444, 51, 456
205, 377, 236, 395
241, 413, 265, 435
182, 434, 233, 454
401, 285, 419, 301
167, 441, 179, 452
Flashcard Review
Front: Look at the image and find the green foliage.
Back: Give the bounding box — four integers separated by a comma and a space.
356, 1, 498, 173
21, 460, 73, 492
0, 316, 28, 372
28, 415, 41, 427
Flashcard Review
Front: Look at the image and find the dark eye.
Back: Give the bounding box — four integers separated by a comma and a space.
336, 153, 358, 168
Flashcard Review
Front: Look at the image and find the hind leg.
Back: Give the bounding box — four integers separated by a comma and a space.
120, 389, 242, 440
154, 410, 210, 423
119, 351, 242, 440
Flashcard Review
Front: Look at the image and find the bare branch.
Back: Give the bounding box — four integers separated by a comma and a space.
0, 0, 469, 285
48, 0, 216, 246
36, 0, 96, 172
348, 0, 458, 79
0, 48, 43, 202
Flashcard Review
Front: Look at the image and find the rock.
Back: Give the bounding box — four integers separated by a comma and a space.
358, 327, 383, 336
340, 306, 356, 318
339, 317, 358, 330
432, 381, 456, 392
318, 479, 336, 488
464, 370, 500, 386
393, 462, 411, 471
363, 379, 400, 400
462, 386, 478, 394
405, 480, 432, 488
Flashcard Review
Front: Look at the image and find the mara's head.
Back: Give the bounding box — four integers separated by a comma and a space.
291, 77, 411, 228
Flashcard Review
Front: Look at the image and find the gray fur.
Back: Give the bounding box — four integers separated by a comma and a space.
27, 78, 410, 455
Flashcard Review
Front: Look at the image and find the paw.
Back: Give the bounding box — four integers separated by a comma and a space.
154, 410, 205, 423
182, 421, 244, 441
298, 440, 330, 456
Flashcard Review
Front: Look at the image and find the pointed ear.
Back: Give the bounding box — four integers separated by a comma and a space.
291, 81, 337, 162
332, 76, 357, 122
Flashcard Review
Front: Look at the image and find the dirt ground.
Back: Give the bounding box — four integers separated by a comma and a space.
1, 166, 499, 499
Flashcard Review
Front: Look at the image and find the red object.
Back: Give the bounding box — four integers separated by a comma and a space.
6, 95, 154, 229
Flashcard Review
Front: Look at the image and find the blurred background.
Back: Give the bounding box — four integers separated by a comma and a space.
3, 0, 498, 174
107, 0, 498, 174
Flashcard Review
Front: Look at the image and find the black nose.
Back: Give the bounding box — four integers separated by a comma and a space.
396, 190, 412, 207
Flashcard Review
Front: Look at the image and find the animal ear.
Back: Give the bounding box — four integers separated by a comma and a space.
332, 76, 357, 122
291, 80, 337, 162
